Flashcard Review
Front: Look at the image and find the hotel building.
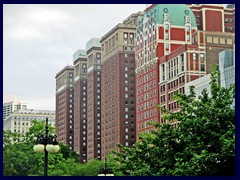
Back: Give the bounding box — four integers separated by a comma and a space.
86, 38, 102, 161
135, 4, 235, 137
72, 50, 88, 163
100, 12, 144, 159
55, 65, 74, 149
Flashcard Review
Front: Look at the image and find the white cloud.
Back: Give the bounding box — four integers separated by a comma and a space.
3, 4, 147, 110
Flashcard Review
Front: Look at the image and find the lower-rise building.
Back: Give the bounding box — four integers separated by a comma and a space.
185, 48, 235, 97
3, 101, 28, 120
4, 109, 55, 134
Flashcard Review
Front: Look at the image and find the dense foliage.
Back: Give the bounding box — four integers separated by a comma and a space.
3, 121, 106, 176
113, 65, 235, 176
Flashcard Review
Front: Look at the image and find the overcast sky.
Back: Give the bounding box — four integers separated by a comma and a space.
3, 4, 147, 110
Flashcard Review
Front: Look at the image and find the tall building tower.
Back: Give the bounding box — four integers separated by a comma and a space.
188, 4, 235, 33
135, 4, 197, 137
135, 4, 235, 137
72, 50, 88, 163
86, 38, 102, 161
100, 12, 144, 160
55, 65, 74, 149
3, 101, 28, 120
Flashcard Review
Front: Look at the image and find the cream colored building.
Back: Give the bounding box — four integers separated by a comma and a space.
3, 101, 28, 120
4, 109, 55, 134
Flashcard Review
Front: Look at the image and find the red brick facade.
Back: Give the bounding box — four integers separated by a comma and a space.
135, 4, 234, 137
55, 66, 74, 149
73, 58, 88, 163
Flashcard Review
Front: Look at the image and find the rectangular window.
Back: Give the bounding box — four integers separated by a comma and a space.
200, 53, 204, 62
165, 33, 169, 40
165, 24, 169, 29
193, 53, 196, 60
165, 43, 169, 49
196, 16, 200, 22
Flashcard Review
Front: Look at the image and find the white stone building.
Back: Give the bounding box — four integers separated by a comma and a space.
4, 109, 55, 134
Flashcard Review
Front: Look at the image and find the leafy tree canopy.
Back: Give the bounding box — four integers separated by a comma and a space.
113, 65, 235, 176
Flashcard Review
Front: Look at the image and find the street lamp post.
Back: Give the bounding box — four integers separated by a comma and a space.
33, 118, 60, 176
98, 159, 114, 176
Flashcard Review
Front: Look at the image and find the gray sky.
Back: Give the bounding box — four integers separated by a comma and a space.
3, 4, 147, 110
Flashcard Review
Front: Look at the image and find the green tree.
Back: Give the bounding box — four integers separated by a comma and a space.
59, 142, 80, 162
113, 65, 235, 176
24, 120, 55, 143
3, 120, 80, 176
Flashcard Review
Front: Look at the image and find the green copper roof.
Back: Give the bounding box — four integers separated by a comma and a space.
73, 49, 87, 61
86, 38, 101, 51
144, 4, 197, 28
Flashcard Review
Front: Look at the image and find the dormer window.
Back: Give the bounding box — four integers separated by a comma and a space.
164, 14, 170, 22
185, 16, 191, 24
